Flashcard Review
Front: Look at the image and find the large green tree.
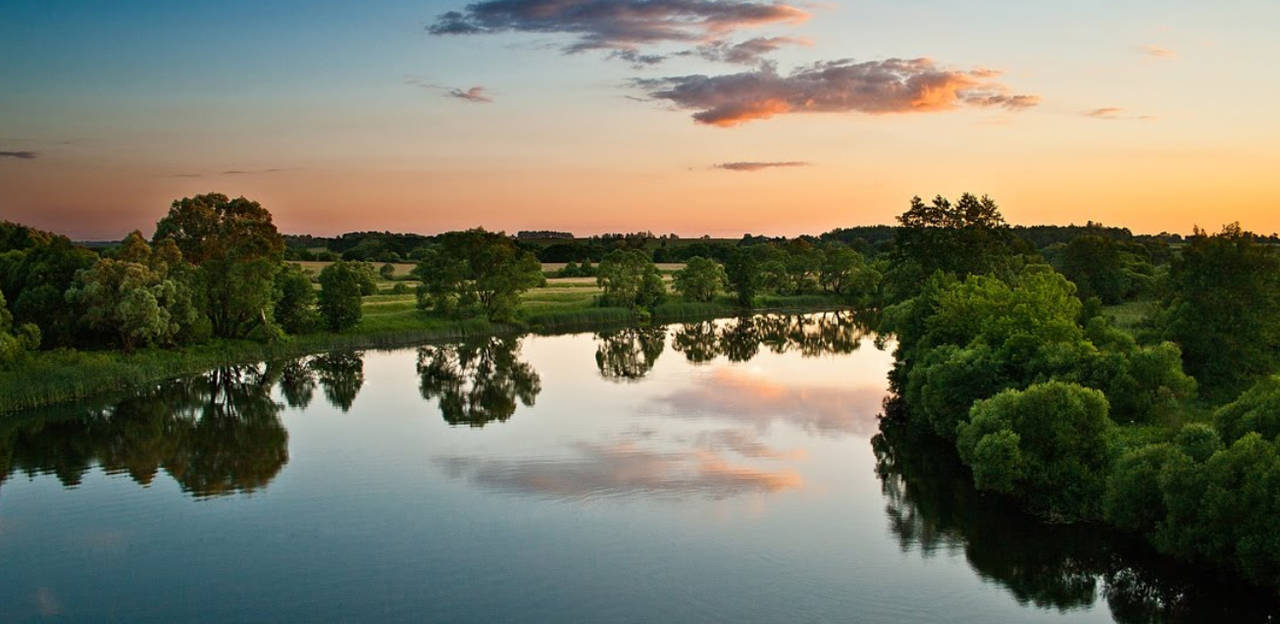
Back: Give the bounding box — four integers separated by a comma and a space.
317, 261, 364, 331
412, 229, 543, 321
597, 248, 665, 309
671, 256, 726, 302
1161, 224, 1280, 399
153, 194, 285, 338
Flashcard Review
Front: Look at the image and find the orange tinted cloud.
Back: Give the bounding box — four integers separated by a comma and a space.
636, 58, 1039, 126
1139, 44, 1176, 58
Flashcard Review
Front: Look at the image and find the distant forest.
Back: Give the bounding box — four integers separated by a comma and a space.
275, 223, 1260, 265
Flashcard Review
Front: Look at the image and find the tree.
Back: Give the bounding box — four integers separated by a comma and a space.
416, 337, 540, 426
1214, 375, 1280, 444
724, 246, 763, 306
672, 256, 727, 302
317, 261, 364, 331
887, 193, 1021, 302
153, 194, 285, 338
597, 248, 665, 309
0, 290, 40, 367
1161, 224, 1280, 399
379, 262, 395, 280
412, 229, 543, 321
819, 244, 881, 304
66, 237, 195, 352
0, 232, 97, 347
957, 382, 1113, 521
273, 263, 319, 334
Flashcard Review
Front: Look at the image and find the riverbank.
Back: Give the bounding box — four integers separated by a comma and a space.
0, 291, 847, 414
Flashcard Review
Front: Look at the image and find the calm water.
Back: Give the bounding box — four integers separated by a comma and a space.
1, 313, 1275, 622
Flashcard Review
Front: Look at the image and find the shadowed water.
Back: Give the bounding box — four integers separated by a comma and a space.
0, 313, 1275, 622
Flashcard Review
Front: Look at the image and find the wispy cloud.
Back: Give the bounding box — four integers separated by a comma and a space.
1138, 44, 1176, 59
695, 36, 811, 64
406, 77, 495, 103
0, 150, 38, 160
428, 0, 809, 61
447, 86, 494, 103
1083, 107, 1155, 121
714, 161, 809, 171
635, 58, 1039, 127
222, 168, 288, 175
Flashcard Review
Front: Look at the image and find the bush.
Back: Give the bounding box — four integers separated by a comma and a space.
957, 381, 1113, 521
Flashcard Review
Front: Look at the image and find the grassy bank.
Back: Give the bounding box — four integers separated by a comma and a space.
1, 288, 846, 414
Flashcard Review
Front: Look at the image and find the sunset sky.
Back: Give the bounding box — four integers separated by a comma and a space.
2, 0, 1278, 239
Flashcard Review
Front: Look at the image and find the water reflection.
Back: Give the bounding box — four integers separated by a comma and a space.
873, 400, 1280, 621
656, 368, 886, 437
0, 365, 288, 498
436, 427, 804, 502
0, 352, 370, 499
416, 336, 541, 427
670, 311, 870, 365
594, 326, 666, 381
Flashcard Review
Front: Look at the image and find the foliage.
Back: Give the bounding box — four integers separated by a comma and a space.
0, 290, 41, 368
416, 337, 540, 426
887, 193, 1022, 302
153, 193, 285, 339
0, 231, 98, 347
671, 256, 727, 302
957, 382, 1113, 521
1160, 224, 1280, 399
1215, 375, 1280, 445
317, 261, 365, 331
412, 229, 543, 321
596, 249, 666, 309
1053, 235, 1153, 304
274, 263, 319, 334
724, 246, 763, 306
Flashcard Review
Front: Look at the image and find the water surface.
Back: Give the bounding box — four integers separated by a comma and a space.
1, 313, 1273, 622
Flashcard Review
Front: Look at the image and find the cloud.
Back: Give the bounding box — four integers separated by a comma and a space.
696, 36, 811, 64
634, 58, 1040, 126
1083, 107, 1155, 121
0, 150, 38, 160
436, 439, 802, 501
427, 0, 809, 59
221, 168, 287, 175
609, 49, 668, 68
406, 77, 495, 102
714, 161, 809, 171
447, 86, 494, 103
1138, 44, 1176, 59
654, 367, 887, 437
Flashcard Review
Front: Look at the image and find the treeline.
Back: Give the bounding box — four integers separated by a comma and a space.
874, 194, 1280, 591
0, 194, 396, 367
279, 220, 1276, 265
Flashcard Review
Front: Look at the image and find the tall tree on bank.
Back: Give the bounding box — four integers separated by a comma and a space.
1161, 223, 1280, 399
412, 229, 543, 321
888, 193, 1021, 302
153, 194, 285, 338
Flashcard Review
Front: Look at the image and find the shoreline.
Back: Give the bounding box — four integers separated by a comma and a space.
1, 298, 851, 415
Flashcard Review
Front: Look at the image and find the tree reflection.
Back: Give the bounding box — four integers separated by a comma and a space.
311, 351, 365, 412
417, 336, 541, 427
594, 326, 666, 381
0, 363, 291, 498
872, 399, 1280, 621
672, 311, 869, 365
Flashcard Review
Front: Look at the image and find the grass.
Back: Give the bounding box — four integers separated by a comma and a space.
1101, 299, 1159, 331
0, 285, 848, 414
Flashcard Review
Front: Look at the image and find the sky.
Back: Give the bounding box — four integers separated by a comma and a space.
2, 0, 1278, 239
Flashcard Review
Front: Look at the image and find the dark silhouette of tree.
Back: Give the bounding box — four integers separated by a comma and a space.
416, 337, 540, 426
672, 321, 720, 363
